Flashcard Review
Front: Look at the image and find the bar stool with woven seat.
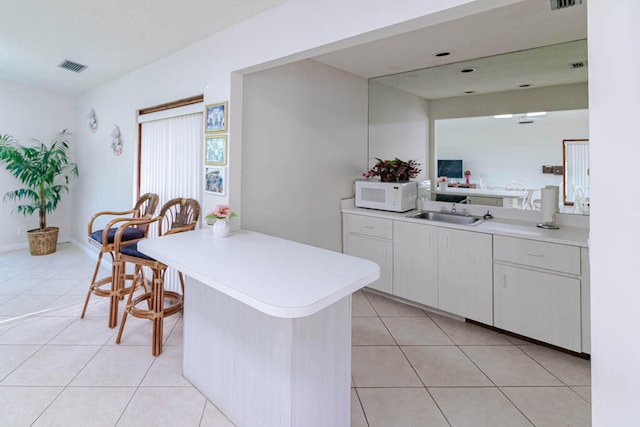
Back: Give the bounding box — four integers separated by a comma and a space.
114, 197, 200, 356
81, 193, 159, 328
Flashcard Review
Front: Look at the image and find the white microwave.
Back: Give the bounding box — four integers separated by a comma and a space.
355, 180, 417, 212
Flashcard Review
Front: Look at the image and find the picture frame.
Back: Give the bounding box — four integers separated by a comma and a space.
204, 135, 227, 165
205, 166, 225, 195
205, 101, 228, 133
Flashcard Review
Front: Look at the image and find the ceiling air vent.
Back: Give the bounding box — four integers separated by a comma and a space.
58, 59, 88, 73
569, 61, 587, 69
550, 0, 582, 10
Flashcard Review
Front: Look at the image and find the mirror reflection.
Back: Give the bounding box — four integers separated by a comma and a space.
563, 139, 590, 213
368, 39, 589, 214
434, 110, 588, 213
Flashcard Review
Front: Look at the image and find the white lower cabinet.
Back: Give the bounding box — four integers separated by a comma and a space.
393, 221, 438, 307
438, 228, 493, 324
493, 264, 581, 352
343, 212, 589, 353
392, 221, 493, 324
343, 214, 393, 294
493, 235, 584, 352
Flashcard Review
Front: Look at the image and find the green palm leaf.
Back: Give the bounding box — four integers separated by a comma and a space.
0, 130, 79, 230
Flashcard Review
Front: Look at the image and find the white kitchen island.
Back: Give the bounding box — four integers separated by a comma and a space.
138, 229, 379, 427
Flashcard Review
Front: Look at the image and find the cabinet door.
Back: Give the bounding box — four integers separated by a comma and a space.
494, 263, 581, 352
344, 234, 393, 294
393, 221, 438, 307
438, 228, 493, 324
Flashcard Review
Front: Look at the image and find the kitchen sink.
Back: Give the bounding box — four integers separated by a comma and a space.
406, 210, 484, 226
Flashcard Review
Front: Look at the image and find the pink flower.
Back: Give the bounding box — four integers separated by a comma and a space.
206, 204, 237, 221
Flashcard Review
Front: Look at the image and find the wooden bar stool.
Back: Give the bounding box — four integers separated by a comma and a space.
81, 193, 159, 328
113, 198, 200, 356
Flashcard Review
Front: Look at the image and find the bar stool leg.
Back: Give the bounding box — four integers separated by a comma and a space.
81, 251, 104, 319
152, 273, 164, 356
109, 258, 123, 328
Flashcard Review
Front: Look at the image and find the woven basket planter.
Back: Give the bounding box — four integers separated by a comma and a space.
27, 227, 59, 256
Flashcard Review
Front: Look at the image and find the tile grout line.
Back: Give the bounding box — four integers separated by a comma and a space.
368, 290, 541, 427
362, 290, 454, 427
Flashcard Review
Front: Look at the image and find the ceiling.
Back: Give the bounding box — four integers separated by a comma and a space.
0, 0, 587, 98
0, 0, 287, 96
313, 0, 587, 99
370, 39, 587, 99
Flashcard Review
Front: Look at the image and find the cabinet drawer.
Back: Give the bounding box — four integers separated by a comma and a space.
493, 235, 580, 275
344, 214, 392, 239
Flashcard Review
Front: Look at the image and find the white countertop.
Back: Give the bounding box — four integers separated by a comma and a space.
432, 187, 528, 198
138, 229, 380, 318
342, 202, 589, 247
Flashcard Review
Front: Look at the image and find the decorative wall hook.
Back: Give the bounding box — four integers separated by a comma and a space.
111, 125, 123, 156
88, 108, 98, 133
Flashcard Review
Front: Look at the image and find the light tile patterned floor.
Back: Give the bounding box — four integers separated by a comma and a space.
0, 244, 591, 426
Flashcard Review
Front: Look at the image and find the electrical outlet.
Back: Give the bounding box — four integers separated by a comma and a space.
542, 166, 554, 174
17, 226, 25, 235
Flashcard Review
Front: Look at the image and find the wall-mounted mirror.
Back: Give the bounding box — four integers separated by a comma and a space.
368, 39, 589, 214
434, 110, 588, 212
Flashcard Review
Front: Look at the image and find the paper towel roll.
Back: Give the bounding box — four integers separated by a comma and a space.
545, 185, 560, 213
540, 188, 556, 224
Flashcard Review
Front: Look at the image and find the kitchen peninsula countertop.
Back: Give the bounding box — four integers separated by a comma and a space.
342, 199, 589, 247
138, 228, 380, 318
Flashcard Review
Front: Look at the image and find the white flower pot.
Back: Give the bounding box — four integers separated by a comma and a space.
212, 219, 230, 238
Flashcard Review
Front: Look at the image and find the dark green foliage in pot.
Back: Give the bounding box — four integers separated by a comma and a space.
0, 130, 79, 230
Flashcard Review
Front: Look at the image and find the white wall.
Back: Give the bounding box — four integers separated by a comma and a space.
69, 0, 510, 253
368, 82, 429, 180
589, 1, 640, 425
241, 60, 367, 251
0, 81, 74, 251
436, 110, 589, 198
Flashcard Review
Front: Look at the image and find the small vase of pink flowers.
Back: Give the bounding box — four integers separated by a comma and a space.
206, 204, 237, 238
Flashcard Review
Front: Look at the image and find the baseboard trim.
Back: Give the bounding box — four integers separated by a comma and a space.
71, 239, 112, 269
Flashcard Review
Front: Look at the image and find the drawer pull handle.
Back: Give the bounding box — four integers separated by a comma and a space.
526, 252, 544, 257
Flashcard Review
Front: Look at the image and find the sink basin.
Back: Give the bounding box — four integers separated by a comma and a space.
406, 210, 484, 226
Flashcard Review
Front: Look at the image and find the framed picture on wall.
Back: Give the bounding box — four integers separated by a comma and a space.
205, 101, 228, 133
205, 166, 225, 195
205, 135, 227, 165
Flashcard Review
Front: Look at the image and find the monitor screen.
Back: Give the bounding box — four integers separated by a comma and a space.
437, 159, 463, 178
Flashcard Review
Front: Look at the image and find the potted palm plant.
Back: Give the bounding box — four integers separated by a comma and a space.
0, 130, 79, 255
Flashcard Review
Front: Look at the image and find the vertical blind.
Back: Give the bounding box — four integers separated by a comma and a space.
139, 112, 203, 291
565, 141, 589, 204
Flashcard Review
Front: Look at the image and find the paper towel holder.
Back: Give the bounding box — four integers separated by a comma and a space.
537, 186, 560, 229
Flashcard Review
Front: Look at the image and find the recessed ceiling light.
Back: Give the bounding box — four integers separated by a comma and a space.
459, 68, 476, 74
464, 91, 475, 94
434, 51, 451, 57
519, 84, 531, 88
494, 114, 513, 119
